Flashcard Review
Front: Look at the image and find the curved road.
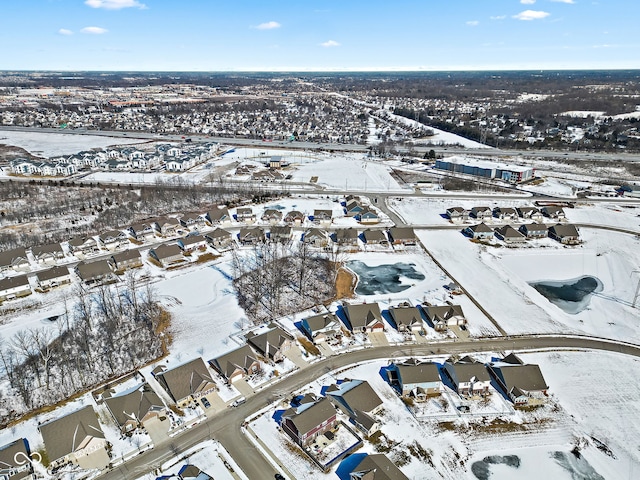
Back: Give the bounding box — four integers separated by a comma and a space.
99, 334, 640, 480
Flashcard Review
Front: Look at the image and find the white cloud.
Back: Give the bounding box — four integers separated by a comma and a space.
254, 21, 281, 30
58, 28, 73, 35
552, 0, 576, 3
513, 10, 550, 20
466, 20, 479, 26
490, 15, 507, 20
320, 40, 340, 48
521, 0, 536, 4
81, 26, 109, 34
85, 0, 146, 9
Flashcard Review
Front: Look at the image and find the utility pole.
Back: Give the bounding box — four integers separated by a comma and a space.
632, 270, 640, 308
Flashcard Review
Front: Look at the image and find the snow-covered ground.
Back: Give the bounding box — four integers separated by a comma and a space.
0, 130, 145, 157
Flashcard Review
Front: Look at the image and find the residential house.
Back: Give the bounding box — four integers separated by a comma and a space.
326, 379, 383, 436
493, 207, 519, 222
261, 209, 283, 224
36, 266, 71, 290
128, 221, 157, 242
519, 223, 548, 239
153, 357, 217, 406
541, 206, 566, 220
488, 354, 548, 405
245, 325, 294, 362
98, 230, 129, 251
386, 227, 416, 246
75, 260, 114, 285
464, 223, 494, 240
178, 464, 214, 480
357, 208, 380, 225
280, 396, 338, 447
343, 302, 385, 333
205, 228, 233, 250
178, 234, 208, 253
363, 229, 388, 246
154, 217, 182, 237
388, 303, 424, 333
446, 206, 469, 223
0, 248, 30, 273
206, 207, 233, 226
548, 224, 580, 245
442, 356, 492, 397
421, 304, 467, 332
470, 206, 493, 221
31, 243, 65, 265
209, 345, 262, 383
284, 210, 305, 226
345, 199, 365, 217
349, 454, 409, 480
149, 244, 185, 267
269, 226, 292, 244
68, 236, 100, 256
303, 228, 330, 248
238, 227, 264, 246
39, 406, 110, 470
0, 275, 31, 302
312, 209, 333, 227
0, 438, 33, 480
494, 225, 526, 243
179, 213, 207, 231
104, 383, 166, 434
387, 359, 442, 400
333, 228, 359, 246
516, 206, 544, 222
235, 207, 256, 224
110, 249, 143, 272
300, 312, 342, 343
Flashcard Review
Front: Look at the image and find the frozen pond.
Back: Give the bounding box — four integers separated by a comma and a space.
529, 276, 603, 314
347, 260, 425, 295
471, 451, 604, 480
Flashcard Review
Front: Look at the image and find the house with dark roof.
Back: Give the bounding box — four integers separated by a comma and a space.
128, 221, 157, 242
149, 244, 185, 267
238, 227, 264, 246
463, 223, 494, 240
269, 226, 292, 244
110, 249, 143, 272
357, 208, 380, 225
0, 248, 30, 273
154, 217, 182, 237
206, 207, 233, 226
519, 222, 548, 239
445, 206, 469, 223
0, 275, 32, 302
0, 438, 33, 480
386, 227, 415, 246
388, 303, 424, 333
442, 356, 492, 397
493, 207, 519, 221
541, 205, 566, 220
470, 206, 493, 221
349, 454, 409, 480
104, 383, 166, 434
421, 304, 467, 332
333, 228, 359, 246
245, 325, 294, 362
300, 312, 342, 343
343, 302, 384, 333
548, 224, 580, 244
179, 213, 207, 231
68, 236, 100, 256
387, 359, 442, 400
312, 209, 333, 226
284, 210, 305, 226
363, 229, 388, 246
303, 228, 330, 248
36, 265, 71, 290
261, 209, 283, 224
209, 345, 262, 383
494, 225, 526, 243
325, 379, 383, 435
75, 260, 114, 285
39, 405, 110, 470
516, 206, 544, 222
345, 199, 365, 217
31, 243, 65, 265
235, 207, 256, 223
98, 230, 129, 251
488, 354, 548, 405
178, 464, 213, 480
205, 228, 233, 250
153, 357, 217, 406
178, 234, 208, 253
280, 396, 337, 447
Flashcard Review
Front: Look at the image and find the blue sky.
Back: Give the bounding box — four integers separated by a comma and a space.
1, 0, 638, 71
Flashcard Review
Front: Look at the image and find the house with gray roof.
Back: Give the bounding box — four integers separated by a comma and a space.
39, 405, 110, 470
261, 208, 283, 224
541, 205, 566, 220
516, 206, 543, 222
0, 248, 30, 273
489, 355, 548, 406
110, 249, 143, 272
387, 359, 442, 400
128, 221, 157, 242
149, 244, 185, 268
205, 228, 233, 250
463, 222, 494, 240
312, 209, 333, 226
280, 396, 338, 447
386, 227, 416, 246
75, 260, 114, 285
269, 226, 292, 244
303, 228, 330, 248
421, 304, 467, 332
470, 206, 493, 221
68, 236, 100, 256
333, 228, 359, 246
343, 302, 384, 333
0, 275, 32, 302
31, 243, 65, 265
178, 464, 214, 480
349, 454, 409, 480
548, 224, 580, 244
519, 222, 548, 239
36, 265, 71, 290
494, 225, 526, 243
98, 230, 129, 251
153, 217, 182, 237
238, 227, 264, 246
104, 383, 166, 434
209, 345, 262, 383
179, 212, 207, 231
493, 207, 519, 221
442, 356, 492, 397
235, 207, 256, 223
388, 303, 424, 333
0, 438, 33, 480
154, 357, 217, 405
445, 206, 469, 223
300, 312, 342, 343
363, 229, 388, 246
326, 379, 383, 435
206, 207, 232, 226
245, 325, 294, 362
284, 210, 305, 226
178, 234, 208, 253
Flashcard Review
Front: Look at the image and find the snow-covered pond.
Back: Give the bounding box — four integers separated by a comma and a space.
347, 260, 425, 295
529, 276, 603, 314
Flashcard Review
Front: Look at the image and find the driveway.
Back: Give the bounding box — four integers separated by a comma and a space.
369, 331, 389, 347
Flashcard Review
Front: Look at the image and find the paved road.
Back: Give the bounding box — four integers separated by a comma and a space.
96, 334, 640, 480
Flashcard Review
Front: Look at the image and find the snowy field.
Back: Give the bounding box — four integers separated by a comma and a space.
0, 130, 145, 157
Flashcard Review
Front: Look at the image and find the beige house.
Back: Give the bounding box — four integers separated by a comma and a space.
154, 357, 217, 406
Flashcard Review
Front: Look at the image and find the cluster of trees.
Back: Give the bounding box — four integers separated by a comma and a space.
0, 272, 165, 426
231, 242, 340, 324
